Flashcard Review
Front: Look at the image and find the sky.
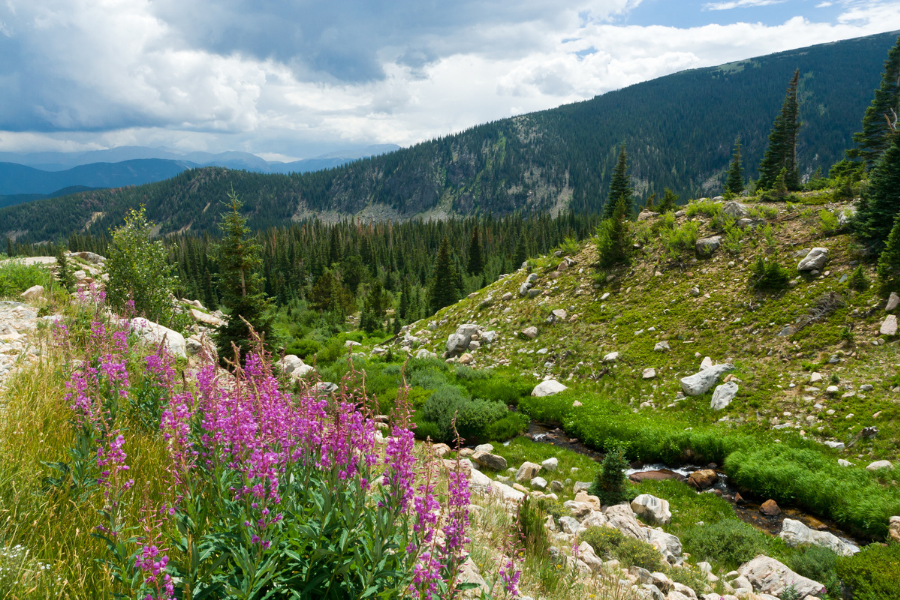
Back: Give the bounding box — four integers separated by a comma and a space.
0, 0, 898, 161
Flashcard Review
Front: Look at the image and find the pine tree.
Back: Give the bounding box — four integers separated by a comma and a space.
725, 136, 745, 196
596, 195, 630, 268
54, 247, 75, 292
758, 70, 802, 191
513, 235, 528, 268
604, 145, 633, 219
428, 237, 458, 314
658, 188, 679, 213
214, 191, 271, 364
467, 227, 484, 275
328, 226, 342, 265
877, 213, 900, 294
850, 36, 900, 168
399, 278, 411, 321
855, 135, 900, 248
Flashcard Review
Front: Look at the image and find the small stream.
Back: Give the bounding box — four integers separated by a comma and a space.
525, 422, 867, 548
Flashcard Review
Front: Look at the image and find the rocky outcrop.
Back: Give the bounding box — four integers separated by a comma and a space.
129, 318, 186, 358
738, 555, 825, 598
779, 519, 859, 556
680, 363, 734, 396
798, 248, 828, 271
710, 382, 739, 410
722, 201, 748, 219
532, 380, 568, 397
631, 494, 672, 525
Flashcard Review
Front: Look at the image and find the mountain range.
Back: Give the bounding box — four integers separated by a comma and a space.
1, 30, 897, 241
0, 144, 401, 198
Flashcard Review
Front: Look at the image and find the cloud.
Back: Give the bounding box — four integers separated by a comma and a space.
0, 0, 898, 156
704, 0, 787, 11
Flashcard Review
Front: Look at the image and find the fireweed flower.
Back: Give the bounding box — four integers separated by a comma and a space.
134, 544, 174, 600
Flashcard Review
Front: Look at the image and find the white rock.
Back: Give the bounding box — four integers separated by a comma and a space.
710, 382, 739, 410
516, 462, 542, 482
680, 363, 735, 396
642, 368, 657, 380
809, 372, 823, 384
344, 340, 362, 348
699, 356, 713, 370
531, 476, 548, 490
737, 555, 825, 598
866, 460, 894, 471
474, 443, 494, 453
654, 341, 670, 352
520, 326, 539, 340
532, 380, 568, 397
823, 441, 845, 450
604, 351, 619, 363
129, 318, 187, 358
631, 494, 672, 525
887, 292, 900, 312
798, 248, 828, 271
20, 285, 43, 301
190, 308, 224, 327
541, 457, 559, 472
838, 459, 853, 467
779, 518, 859, 556
881, 315, 898, 336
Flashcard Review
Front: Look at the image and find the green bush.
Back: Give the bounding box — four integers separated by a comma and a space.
836, 543, 900, 600
685, 200, 722, 219
315, 336, 347, 364
483, 413, 529, 441
462, 375, 531, 405
588, 444, 631, 506
421, 385, 511, 443
285, 338, 321, 359
518, 497, 550, 557
664, 221, 700, 259
749, 256, 791, 291
681, 520, 769, 570
848, 265, 869, 291
818, 210, 839, 235
615, 537, 666, 572
581, 525, 625, 558
0, 260, 52, 298
787, 545, 839, 597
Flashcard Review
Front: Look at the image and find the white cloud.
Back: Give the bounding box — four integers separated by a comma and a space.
704, 0, 787, 10
0, 0, 898, 156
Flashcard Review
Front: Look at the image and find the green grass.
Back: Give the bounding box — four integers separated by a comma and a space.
0, 260, 53, 299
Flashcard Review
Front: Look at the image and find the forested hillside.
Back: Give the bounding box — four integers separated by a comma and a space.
1, 31, 897, 241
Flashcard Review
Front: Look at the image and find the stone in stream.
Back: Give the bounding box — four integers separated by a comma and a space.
687, 470, 718, 490
629, 470, 686, 484
779, 518, 859, 556
759, 499, 781, 516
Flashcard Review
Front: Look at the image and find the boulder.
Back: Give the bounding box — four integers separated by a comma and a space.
680, 363, 735, 396
532, 380, 568, 397
642, 368, 657, 380
887, 292, 900, 312
549, 309, 568, 323
520, 326, 539, 340
515, 462, 542, 483
472, 452, 507, 471
603, 351, 620, 363
759, 500, 781, 516
315, 382, 339, 394
458, 557, 487, 592
629, 470, 686, 484
190, 308, 224, 327
779, 519, 859, 556
186, 335, 204, 356
696, 236, 722, 255
481, 330, 497, 343
577, 542, 605, 573
541, 457, 559, 472
737, 555, 825, 598
631, 494, 672, 525
638, 210, 661, 221
881, 315, 898, 336
130, 317, 187, 358
654, 341, 671, 352
688, 470, 718, 490
710, 382, 739, 410
474, 443, 494, 453
344, 340, 362, 348
736, 217, 766, 230
446, 333, 469, 355
890, 516, 900, 544
519, 283, 531, 297
605, 503, 647, 541
722, 201, 748, 219
559, 516, 582, 535
646, 528, 684, 566
581, 511, 608, 529
798, 248, 828, 272
531, 476, 548, 490
458, 353, 473, 365
20, 285, 43, 301
866, 460, 894, 471
699, 356, 714, 370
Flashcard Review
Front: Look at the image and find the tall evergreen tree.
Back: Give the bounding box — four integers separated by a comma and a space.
54, 246, 75, 292
596, 195, 630, 268
214, 191, 271, 364
877, 212, 900, 294
604, 145, 633, 219
513, 235, 528, 268
658, 188, 679, 213
855, 135, 900, 249
850, 36, 900, 168
428, 237, 458, 314
725, 136, 745, 195
758, 70, 802, 191
467, 226, 484, 275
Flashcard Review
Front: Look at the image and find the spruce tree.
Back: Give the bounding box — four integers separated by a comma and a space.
659, 188, 679, 213
513, 235, 528, 268
214, 191, 271, 364
604, 145, 633, 219
855, 135, 900, 249
850, 36, 900, 168
428, 237, 458, 314
467, 227, 484, 275
596, 195, 630, 268
758, 70, 801, 191
877, 213, 900, 294
725, 136, 745, 196
54, 247, 75, 292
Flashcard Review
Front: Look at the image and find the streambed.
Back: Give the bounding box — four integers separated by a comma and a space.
524, 421, 867, 548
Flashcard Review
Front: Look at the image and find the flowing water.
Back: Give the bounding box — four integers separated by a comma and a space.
525, 421, 867, 547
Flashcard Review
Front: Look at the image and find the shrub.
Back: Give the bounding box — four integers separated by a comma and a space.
723, 224, 744, 254
106, 207, 188, 332
787, 545, 839, 597
818, 209, 839, 235
285, 338, 321, 359
421, 385, 510, 443
595, 203, 630, 269
462, 375, 531, 405
581, 525, 625, 558
749, 257, 791, 291
518, 496, 550, 556
615, 537, 666, 572
681, 520, 769, 570
664, 221, 700, 259
0, 260, 51, 298
484, 413, 529, 441
847, 265, 869, 291
685, 200, 722, 219
836, 543, 900, 600
315, 335, 346, 363
588, 444, 630, 506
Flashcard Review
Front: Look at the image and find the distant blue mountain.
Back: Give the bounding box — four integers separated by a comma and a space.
0, 159, 192, 196
0, 144, 401, 201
